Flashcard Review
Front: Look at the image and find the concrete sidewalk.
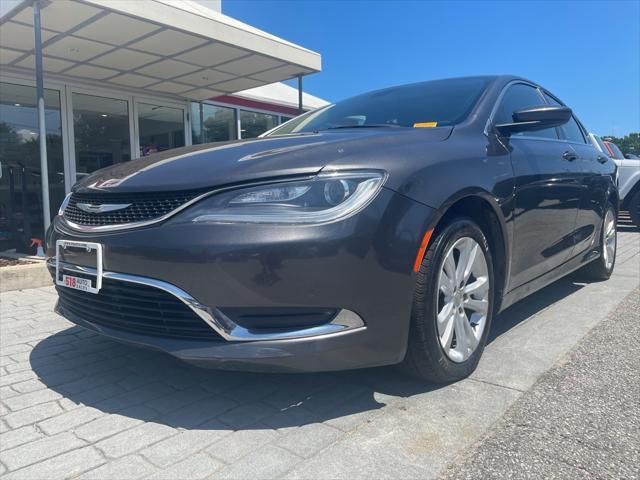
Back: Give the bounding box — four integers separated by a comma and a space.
0, 228, 638, 480
443, 288, 640, 480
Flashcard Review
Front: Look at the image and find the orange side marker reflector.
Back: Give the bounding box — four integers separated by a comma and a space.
413, 229, 434, 273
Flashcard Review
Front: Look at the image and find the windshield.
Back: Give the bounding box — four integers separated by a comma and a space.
266, 77, 490, 136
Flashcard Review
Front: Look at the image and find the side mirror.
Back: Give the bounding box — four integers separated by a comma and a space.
495, 105, 572, 135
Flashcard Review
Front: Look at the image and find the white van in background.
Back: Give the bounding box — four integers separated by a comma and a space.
589, 133, 640, 227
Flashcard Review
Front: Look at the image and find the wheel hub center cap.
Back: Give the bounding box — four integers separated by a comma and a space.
454, 290, 463, 306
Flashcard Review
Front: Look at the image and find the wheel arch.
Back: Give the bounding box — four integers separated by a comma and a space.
427, 190, 511, 313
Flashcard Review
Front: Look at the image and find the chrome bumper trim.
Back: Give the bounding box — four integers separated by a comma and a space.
49, 259, 365, 342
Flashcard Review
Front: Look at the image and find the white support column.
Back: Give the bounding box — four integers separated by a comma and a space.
236, 107, 242, 139
297, 75, 303, 115
33, 0, 51, 232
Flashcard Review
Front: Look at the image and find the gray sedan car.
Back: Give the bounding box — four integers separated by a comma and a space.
47, 75, 618, 382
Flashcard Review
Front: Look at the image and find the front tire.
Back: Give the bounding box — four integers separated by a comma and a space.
580, 204, 617, 281
403, 218, 494, 383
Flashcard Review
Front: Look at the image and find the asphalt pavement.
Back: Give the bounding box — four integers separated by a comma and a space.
443, 287, 640, 480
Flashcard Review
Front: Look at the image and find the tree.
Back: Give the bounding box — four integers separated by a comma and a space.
602, 132, 640, 156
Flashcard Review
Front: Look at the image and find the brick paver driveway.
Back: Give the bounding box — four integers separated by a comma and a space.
1, 223, 638, 480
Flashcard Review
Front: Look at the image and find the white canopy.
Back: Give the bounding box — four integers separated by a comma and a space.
0, 0, 321, 100
234, 82, 330, 111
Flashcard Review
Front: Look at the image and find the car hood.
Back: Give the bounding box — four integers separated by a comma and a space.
74, 127, 453, 193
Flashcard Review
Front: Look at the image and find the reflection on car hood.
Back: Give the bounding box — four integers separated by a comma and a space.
74, 127, 453, 193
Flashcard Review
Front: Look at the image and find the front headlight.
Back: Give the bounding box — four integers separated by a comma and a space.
179, 170, 385, 224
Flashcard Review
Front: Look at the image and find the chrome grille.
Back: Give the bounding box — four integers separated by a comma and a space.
63, 190, 206, 227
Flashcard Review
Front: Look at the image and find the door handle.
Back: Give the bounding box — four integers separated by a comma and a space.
596, 155, 608, 164
562, 151, 578, 161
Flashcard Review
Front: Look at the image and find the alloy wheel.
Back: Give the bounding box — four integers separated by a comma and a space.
437, 237, 490, 363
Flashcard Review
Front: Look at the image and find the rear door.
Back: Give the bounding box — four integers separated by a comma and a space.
494, 83, 583, 289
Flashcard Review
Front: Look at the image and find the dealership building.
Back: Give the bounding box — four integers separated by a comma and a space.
0, 0, 326, 252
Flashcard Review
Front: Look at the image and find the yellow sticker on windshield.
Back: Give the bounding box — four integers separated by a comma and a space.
413, 122, 438, 128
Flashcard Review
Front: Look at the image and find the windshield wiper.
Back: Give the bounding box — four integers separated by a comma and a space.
322, 124, 405, 130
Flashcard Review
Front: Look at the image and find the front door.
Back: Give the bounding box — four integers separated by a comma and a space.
493, 82, 582, 289
542, 91, 602, 257
507, 137, 583, 288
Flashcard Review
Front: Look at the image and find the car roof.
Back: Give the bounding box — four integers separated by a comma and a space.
339, 75, 530, 100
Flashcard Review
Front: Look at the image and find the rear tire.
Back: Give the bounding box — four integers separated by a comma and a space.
628, 190, 640, 229
402, 218, 494, 383
580, 203, 617, 281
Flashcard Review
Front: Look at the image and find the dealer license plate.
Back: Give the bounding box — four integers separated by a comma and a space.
61, 274, 93, 292
55, 240, 103, 294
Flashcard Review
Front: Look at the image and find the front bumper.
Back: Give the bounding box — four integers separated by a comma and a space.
47, 188, 436, 372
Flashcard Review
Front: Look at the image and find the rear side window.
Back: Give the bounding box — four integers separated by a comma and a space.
494, 84, 558, 139
542, 92, 586, 144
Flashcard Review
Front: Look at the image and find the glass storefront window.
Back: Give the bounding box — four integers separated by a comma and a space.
72, 93, 130, 179
0, 83, 292, 254
138, 103, 185, 156
0, 82, 64, 252
280, 116, 294, 124
203, 103, 236, 143
191, 102, 236, 144
240, 110, 279, 139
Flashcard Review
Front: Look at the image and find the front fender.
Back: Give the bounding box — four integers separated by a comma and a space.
412, 187, 514, 313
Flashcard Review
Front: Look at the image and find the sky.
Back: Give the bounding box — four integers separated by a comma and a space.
224, 0, 640, 137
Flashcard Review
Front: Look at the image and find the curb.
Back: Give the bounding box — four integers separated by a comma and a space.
0, 262, 52, 292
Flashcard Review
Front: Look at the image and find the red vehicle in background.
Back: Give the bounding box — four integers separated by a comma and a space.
602, 140, 624, 160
